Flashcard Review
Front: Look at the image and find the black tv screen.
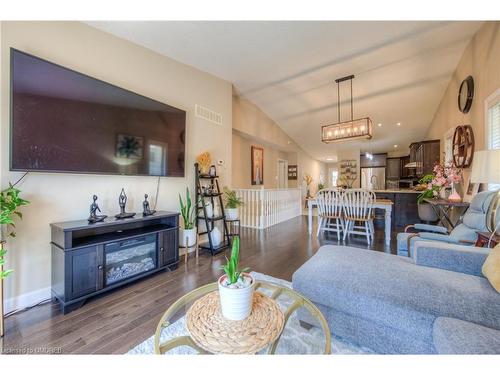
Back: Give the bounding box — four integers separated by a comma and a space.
10, 49, 186, 177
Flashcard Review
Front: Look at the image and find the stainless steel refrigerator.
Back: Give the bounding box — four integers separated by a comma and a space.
361, 167, 386, 190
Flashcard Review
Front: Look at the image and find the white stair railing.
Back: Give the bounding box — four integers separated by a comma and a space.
233, 188, 302, 229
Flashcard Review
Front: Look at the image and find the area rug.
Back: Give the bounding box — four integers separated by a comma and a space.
128, 272, 373, 354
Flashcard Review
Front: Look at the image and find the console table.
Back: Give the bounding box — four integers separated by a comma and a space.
51, 211, 179, 313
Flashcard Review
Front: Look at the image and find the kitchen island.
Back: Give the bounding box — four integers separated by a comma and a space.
373, 189, 421, 229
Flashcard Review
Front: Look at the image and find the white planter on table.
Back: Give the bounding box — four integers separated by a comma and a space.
218, 273, 254, 320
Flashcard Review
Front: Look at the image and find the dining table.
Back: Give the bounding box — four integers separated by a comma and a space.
307, 198, 394, 245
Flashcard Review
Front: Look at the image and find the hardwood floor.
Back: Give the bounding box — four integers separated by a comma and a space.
1, 215, 397, 354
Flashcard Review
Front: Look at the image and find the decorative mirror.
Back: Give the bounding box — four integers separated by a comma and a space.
452, 125, 475, 168
458, 76, 474, 114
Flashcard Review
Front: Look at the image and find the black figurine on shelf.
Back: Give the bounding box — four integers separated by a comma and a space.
115, 188, 136, 219
142, 194, 156, 216
88, 195, 107, 223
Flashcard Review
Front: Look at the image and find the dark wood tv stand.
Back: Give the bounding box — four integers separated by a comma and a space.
50, 211, 179, 314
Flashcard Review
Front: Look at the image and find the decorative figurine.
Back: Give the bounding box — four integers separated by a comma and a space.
142, 194, 156, 216
209, 165, 217, 177
88, 195, 107, 223
115, 188, 136, 219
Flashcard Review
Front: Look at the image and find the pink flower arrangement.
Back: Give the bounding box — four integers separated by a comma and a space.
417, 162, 462, 203
432, 162, 462, 188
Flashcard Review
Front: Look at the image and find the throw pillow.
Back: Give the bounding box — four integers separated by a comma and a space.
482, 243, 500, 293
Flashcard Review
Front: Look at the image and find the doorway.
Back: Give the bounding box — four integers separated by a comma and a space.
277, 159, 288, 188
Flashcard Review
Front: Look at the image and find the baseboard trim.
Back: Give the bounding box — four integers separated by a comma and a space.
4, 287, 51, 314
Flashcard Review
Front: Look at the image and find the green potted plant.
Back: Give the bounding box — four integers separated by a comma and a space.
179, 187, 198, 247
1, 183, 29, 337
416, 174, 439, 222
223, 187, 244, 221
218, 236, 253, 320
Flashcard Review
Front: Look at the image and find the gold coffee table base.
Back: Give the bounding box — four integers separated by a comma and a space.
154, 280, 331, 355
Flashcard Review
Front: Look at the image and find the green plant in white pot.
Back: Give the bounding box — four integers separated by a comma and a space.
223, 187, 244, 221
179, 187, 198, 247
218, 236, 253, 320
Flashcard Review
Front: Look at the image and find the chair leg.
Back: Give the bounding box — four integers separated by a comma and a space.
369, 220, 375, 241
365, 221, 371, 245
317, 217, 323, 237
343, 220, 350, 241
336, 218, 341, 240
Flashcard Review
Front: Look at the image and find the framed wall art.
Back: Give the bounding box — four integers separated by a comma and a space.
251, 146, 264, 185
288, 164, 298, 180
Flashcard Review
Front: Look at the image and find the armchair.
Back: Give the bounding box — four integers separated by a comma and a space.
397, 190, 496, 257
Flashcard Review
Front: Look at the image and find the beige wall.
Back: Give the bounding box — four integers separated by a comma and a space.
232, 95, 326, 195
0, 21, 233, 308
426, 22, 500, 189
232, 132, 292, 189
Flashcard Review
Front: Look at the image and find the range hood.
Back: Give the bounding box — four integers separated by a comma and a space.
404, 162, 418, 168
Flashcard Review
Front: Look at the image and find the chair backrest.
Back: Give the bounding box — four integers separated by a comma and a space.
342, 188, 375, 220
450, 190, 496, 241
316, 188, 343, 218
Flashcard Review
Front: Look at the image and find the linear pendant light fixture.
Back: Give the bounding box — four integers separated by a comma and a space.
322, 75, 372, 143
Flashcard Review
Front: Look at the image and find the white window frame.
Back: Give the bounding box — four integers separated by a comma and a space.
485, 88, 500, 191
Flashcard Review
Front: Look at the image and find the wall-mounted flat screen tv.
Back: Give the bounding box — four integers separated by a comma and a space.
10, 48, 186, 177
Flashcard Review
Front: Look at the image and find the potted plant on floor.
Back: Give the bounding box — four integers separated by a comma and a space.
1, 182, 29, 337
179, 187, 198, 247
223, 187, 244, 221
218, 236, 253, 320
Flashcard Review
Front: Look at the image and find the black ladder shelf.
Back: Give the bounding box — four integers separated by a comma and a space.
195, 163, 231, 255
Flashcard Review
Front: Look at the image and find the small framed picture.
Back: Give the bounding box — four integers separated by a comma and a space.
464, 179, 480, 203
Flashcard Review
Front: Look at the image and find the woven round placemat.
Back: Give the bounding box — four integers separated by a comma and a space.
185, 291, 285, 354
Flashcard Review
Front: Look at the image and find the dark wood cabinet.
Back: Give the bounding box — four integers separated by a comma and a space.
51, 211, 179, 313
159, 228, 179, 267
374, 192, 420, 228
400, 155, 411, 178
409, 140, 440, 178
360, 153, 387, 168
386, 158, 401, 180
68, 246, 101, 299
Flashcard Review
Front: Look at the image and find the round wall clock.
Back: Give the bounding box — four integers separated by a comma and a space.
458, 76, 474, 114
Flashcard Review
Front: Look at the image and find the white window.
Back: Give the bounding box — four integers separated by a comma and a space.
331, 170, 338, 187
486, 89, 500, 191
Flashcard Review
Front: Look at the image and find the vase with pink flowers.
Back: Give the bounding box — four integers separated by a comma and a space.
416, 162, 462, 221
417, 162, 462, 204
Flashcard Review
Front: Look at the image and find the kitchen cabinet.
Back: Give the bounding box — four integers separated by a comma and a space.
360, 153, 387, 168
400, 155, 411, 178
386, 158, 400, 179
410, 140, 440, 178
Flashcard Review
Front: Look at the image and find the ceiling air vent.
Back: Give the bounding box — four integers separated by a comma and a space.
195, 104, 222, 126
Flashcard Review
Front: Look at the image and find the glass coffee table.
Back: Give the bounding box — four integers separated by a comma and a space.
154, 280, 331, 355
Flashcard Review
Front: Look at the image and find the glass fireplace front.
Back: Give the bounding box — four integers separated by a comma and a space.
105, 234, 157, 285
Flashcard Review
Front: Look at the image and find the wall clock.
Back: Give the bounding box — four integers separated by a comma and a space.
458, 76, 474, 114
452, 125, 475, 168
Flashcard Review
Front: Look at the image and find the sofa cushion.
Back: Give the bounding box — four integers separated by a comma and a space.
292, 246, 500, 332
482, 243, 500, 293
433, 317, 500, 354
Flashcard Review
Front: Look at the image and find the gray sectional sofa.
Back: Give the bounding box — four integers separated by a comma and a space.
292, 242, 500, 354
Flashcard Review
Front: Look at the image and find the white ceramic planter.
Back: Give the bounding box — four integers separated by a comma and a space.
225, 208, 239, 221
418, 203, 438, 222
218, 273, 254, 320
180, 227, 197, 247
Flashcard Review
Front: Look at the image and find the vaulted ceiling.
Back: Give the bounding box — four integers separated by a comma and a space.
88, 21, 483, 161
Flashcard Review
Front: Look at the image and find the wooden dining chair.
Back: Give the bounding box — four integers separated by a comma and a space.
342, 189, 375, 245
316, 188, 344, 240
